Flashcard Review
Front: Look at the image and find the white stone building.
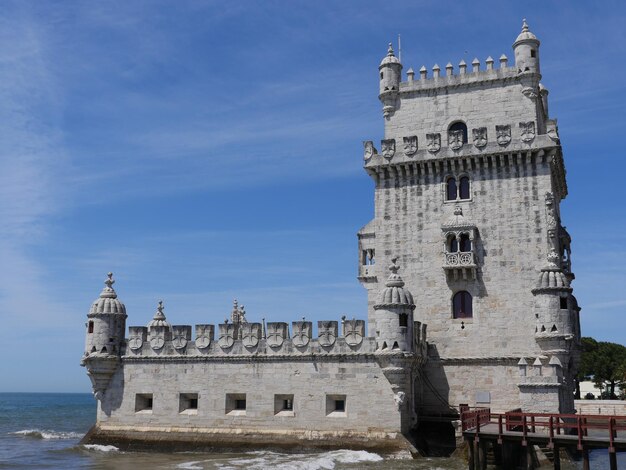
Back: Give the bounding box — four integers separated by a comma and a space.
81, 21, 581, 452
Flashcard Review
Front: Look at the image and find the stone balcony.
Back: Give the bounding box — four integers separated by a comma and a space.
443, 251, 477, 280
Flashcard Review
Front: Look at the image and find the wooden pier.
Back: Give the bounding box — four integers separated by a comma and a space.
461, 407, 626, 469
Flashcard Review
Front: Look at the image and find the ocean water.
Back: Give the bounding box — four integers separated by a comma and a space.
0, 393, 621, 469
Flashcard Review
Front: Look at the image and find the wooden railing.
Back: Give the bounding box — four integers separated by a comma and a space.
460, 407, 491, 432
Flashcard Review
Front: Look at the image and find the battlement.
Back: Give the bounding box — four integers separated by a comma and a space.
125, 317, 428, 359
401, 54, 529, 92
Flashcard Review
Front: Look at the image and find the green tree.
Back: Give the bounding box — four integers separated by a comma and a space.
578, 337, 626, 399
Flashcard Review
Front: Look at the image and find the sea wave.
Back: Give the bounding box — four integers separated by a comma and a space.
82, 444, 119, 452
10, 429, 83, 440
180, 449, 383, 470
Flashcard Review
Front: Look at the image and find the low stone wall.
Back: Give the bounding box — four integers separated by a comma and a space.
574, 399, 626, 416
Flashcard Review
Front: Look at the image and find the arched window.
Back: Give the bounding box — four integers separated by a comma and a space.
448, 121, 468, 143
453, 291, 473, 319
459, 233, 472, 252
448, 234, 458, 253
459, 176, 470, 200
446, 177, 457, 201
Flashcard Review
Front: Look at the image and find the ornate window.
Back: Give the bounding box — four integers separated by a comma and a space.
459, 233, 471, 252
442, 206, 478, 280
453, 291, 473, 319
444, 175, 471, 201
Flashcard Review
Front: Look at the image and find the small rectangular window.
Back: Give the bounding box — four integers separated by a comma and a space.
135, 393, 153, 413
225, 393, 247, 416
325, 394, 347, 417
88, 321, 94, 334
274, 394, 295, 416
530, 49, 536, 58
560, 297, 568, 310
179, 393, 198, 414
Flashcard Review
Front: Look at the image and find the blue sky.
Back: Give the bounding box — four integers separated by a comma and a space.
0, 0, 624, 392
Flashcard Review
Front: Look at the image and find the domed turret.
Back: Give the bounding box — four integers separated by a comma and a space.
379, 43, 402, 118
513, 19, 541, 75
81, 273, 127, 400
373, 258, 415, 351
147, 300, 171, 330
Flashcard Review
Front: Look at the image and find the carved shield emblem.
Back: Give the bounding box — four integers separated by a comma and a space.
426, 133, 441, 153
547, 121, 559, 141
363, 141, 377, 161
519, 121, 535, 143
448, 130, 464, 150
318, 321, 338, 347
381, 139, 395, 159
241, 323, 261, 348
496, 125, 511, 146
292, 321, 312, 347
218, 323, 235, 349
343, 319, 365, 346
149, 332, 165, 350
472, 127, 487, 148
266, 322, 287, 348
129, 335, 143, 350
403, 136, 418, 156
195, 324, 213, 349
128, 327, 145, 351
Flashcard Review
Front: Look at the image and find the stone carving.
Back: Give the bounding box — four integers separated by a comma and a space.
496, 125, 511, 146
230, 299, 247, 324
292, 321, 312, 347
149, 329, 165, 350
343, 318, 365, 346
381, 139, 396, 159
519, 121, 536, 143
402, 136, 417, 156
172, 326, 190, 350
394, 391, 406, 410
241, 322, 261, 348
318, 321, 338, 347
547, 120, 559, 141
448, 130, 464, 150
128, 327, 145, 350
363, 140, 377, 161
472, 127, 487, 148
426, 133, 441, 153
522, 87, 538, 99
195, 325, 213, 349
545, 192, 557, 229
218, 323, 235, 349
266, 322, 288, 348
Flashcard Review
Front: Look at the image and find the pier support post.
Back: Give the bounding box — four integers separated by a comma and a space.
473, 440, 480, 470
609, 451, 617, 470
501, 441, 511, 469
479, 440, 487, 470
525, 444, 533, 470
582, 446, 590, 470
553, 444, 560, 470
467, 438, 475, 470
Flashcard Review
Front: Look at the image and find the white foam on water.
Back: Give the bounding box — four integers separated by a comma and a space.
82, 444, 119, 452
176, 462, 204, 470
223, 449, 383, 470
10, 429, 83, 440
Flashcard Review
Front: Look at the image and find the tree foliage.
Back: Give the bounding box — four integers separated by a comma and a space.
578, 337, 626, 399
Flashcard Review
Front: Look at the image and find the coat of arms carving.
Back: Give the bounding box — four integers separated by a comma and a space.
496, 125, 511, 146
402, 136, 418, 156
218, 323, 235, 349
343, 318, 365, 347
172, 326, 189, 350
318, 321, 338, 347
519, 121, 536, 143
241, 323, 261, 348
195, 324, 213, 349
448, 130, 464, 150
292, 321, 312, 348
363, 141, 377, 161
546, 120, 559, 142
266, 322, 288, 348
381, 139, 396, 159
472, 127, 487, 148
128, 327, 145, 351
149, 329, 165, 350
426, 133, 441, 153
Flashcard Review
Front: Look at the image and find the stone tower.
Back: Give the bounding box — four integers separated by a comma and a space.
81, 273, 127, 400
358, 21, 581, 419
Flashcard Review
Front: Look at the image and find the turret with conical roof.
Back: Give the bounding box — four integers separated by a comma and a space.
81, 273, 127, 400
513, 19, 541, 75
373, 258, 416, 352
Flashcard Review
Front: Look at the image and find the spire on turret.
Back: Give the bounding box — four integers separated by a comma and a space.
376, 257, 415, 307
513, 18, 541, 74
100, 272, 117, 298
148, 300, 171, 329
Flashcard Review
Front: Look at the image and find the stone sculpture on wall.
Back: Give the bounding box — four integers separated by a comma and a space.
266, 322, 288, 348
218, 323, 236, 349
496, 124, 511, 146
292, 321, 312, 347
343, 318, 365, 346
172, 326, 190, 350
128, 327, 145, 350
381, 139, 396, 159
472, 127, 487, 148
403, 136, 418, 156
149, 328, 166, 350
520, 121, 536, 142
426, 133, 441, 153
363, 140, 377, 161
241, 323, 261, 348
195, 324, 213, 349
318, 321, 338, 347
448, 130, 464, 150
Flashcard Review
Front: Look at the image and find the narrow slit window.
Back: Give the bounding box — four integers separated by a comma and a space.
88, 321, 94, 334
399, 313, 408, 327
446, 178, 457, 201
449, 235, 458, 253
459, 176, 470, 200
